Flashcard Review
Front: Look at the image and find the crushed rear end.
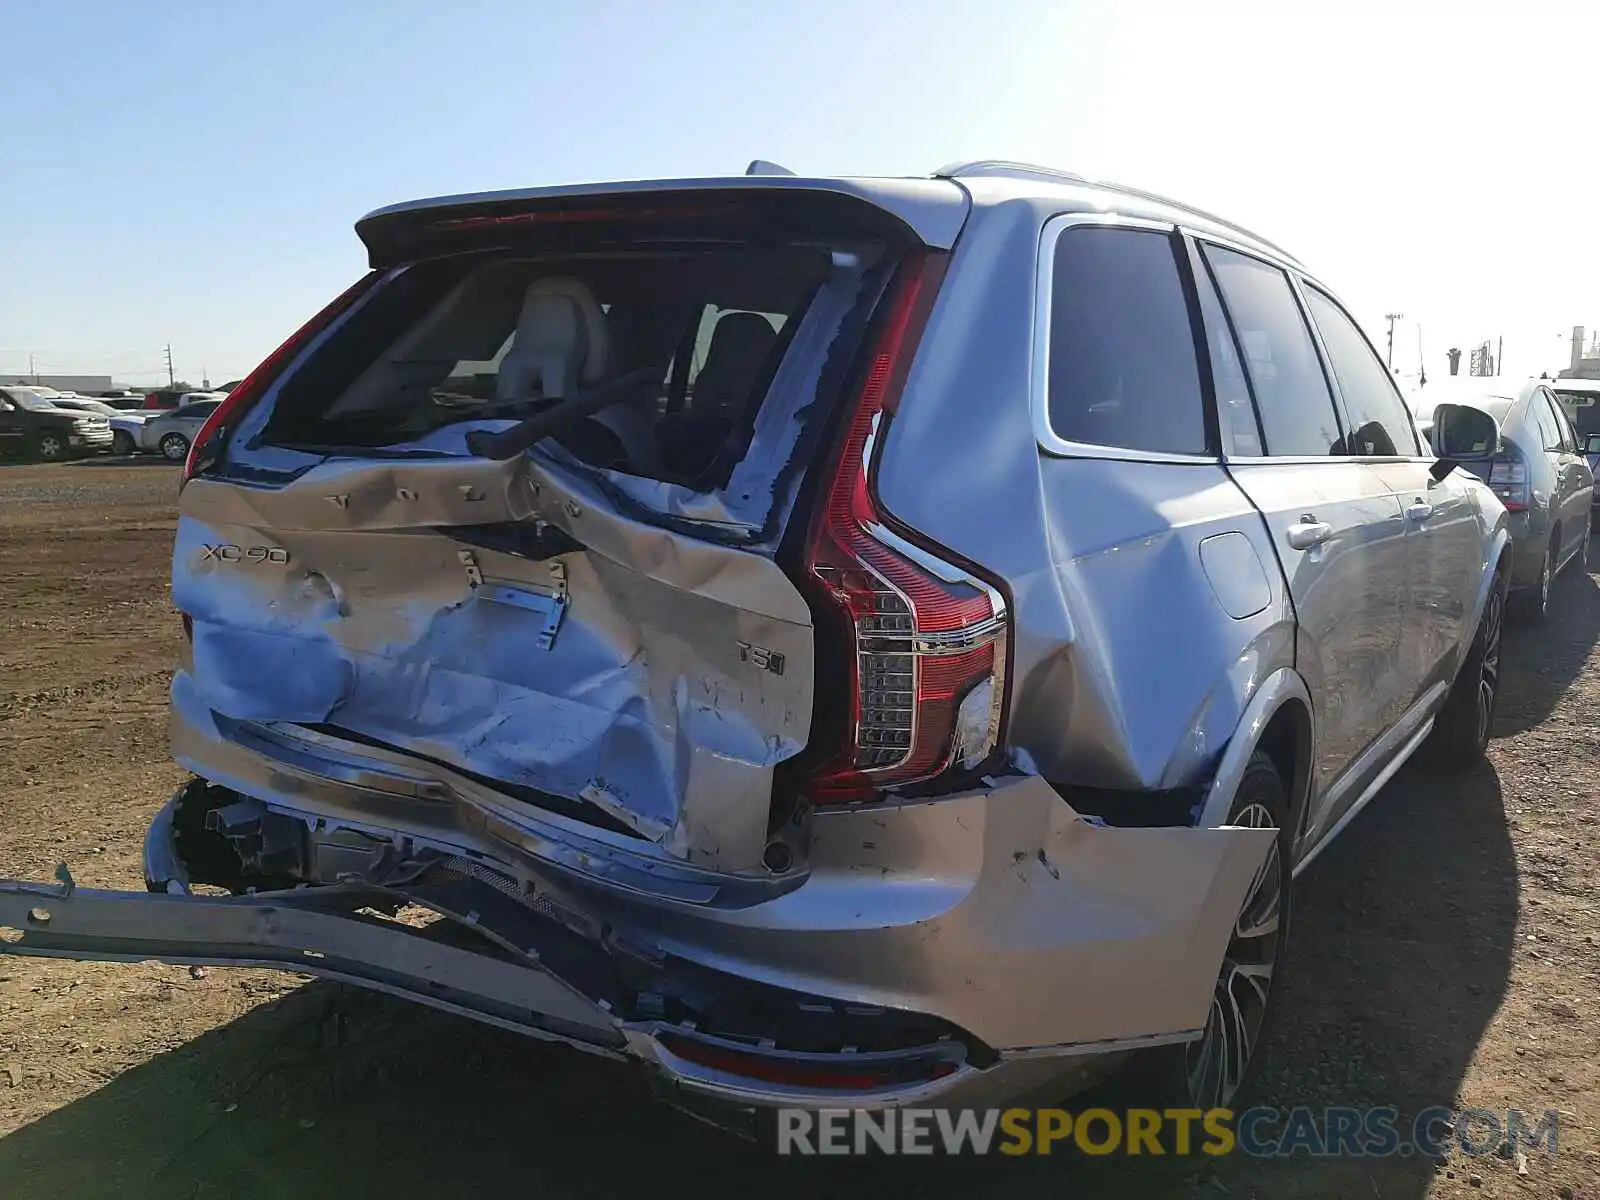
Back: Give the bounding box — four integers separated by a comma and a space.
0, 174, 1275, 1128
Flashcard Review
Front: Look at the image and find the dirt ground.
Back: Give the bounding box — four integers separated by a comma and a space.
0, 458, 1594, 1199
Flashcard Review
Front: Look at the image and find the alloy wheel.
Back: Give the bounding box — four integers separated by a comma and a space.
1476, 584, 1504, 747
1185, 801, 1282, 1109
37, 435, 63, 460
161, 434, 190, 462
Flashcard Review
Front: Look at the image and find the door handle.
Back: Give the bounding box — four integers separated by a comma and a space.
1286, 520, 1334, 550
1405, 500, 1433, 522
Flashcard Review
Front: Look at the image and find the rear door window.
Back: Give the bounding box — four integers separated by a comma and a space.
1302, 287, 1421, 456
1201, 245, 1344, 457
1045, 225, 1208, 456
1190, 250, 1264, 456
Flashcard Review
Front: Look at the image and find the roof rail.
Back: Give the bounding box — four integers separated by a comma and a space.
1095, 179, 1301, 264
746, 159, 796, 177
934, 160, 1087, 185
933, 160, 1300, 265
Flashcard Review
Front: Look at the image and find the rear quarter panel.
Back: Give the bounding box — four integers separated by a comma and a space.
875, 196, 1296, 796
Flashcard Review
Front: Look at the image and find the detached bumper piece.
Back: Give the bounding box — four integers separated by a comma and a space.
0, 860, 993, 1122
0, 870, 628, 1057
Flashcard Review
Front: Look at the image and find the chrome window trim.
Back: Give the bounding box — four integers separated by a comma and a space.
1031, 212, 1221, 465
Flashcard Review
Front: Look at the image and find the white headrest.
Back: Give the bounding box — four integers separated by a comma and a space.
495, 277, 610, 403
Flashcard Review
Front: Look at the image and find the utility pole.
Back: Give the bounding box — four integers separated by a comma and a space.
1385, 313, 1403, 369
28, 353, 36, 384
1496, 336, 1503, 377
163, 344, 174, 388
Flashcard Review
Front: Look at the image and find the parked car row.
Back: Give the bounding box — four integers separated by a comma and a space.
0, 385, 114, 459
0, 385, 226, 461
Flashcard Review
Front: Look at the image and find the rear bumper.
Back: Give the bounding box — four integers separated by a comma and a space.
0, 849, 1106, 1122
167, 671, 1275, 1053
0, 683, 1273, 1118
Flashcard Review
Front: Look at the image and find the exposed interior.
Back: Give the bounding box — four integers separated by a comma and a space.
261, 245, 835, 491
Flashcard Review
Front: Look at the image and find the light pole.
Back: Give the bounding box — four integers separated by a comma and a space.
1384, 313, 1403, 370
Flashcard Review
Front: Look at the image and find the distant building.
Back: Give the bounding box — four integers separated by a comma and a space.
1559, 326, 1600, 380
2, 373, 114, 392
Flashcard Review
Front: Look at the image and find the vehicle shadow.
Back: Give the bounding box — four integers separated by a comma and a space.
0, 754, 1520, 1200
1495, 557, 1600, 735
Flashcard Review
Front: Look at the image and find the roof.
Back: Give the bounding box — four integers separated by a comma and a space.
1551, 377, 1600, 393
356, 161, 1298, 266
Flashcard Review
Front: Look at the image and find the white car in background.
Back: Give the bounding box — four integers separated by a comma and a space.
44, 396, 151, 455
138, 395, 224, 460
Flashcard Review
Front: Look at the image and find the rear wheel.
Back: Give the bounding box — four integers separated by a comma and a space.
1144, 751, 1289, 1110
1516, 537, 1556, 625
33, 432, 65, 461
1425, 564, 1507, 770
159, 432, 191, 462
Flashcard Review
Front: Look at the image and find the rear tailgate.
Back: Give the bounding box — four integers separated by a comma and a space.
174, 181, 968, 875
176, 453, 814, 871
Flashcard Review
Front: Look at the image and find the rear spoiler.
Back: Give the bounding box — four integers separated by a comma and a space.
354, 176, 970, 268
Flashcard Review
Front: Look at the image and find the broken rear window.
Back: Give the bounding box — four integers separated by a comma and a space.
261, 246, 832, 490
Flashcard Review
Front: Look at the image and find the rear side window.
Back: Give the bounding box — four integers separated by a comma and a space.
1202, 245, 1344, 457
1302, 287, 1421, 456
1535, 393, 1569, 451
1529, 396, 1561, 451
1046, 226, 1208, 455
1547, 393, 1578, 451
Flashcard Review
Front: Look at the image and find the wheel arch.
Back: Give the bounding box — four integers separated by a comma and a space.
1195, 667, 1314, 842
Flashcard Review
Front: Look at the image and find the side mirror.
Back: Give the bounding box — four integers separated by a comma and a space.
1584, 433, 1600, 456
1429, 403, 1502, 481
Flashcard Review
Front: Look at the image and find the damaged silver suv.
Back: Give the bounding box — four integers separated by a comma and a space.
0, 161, 1511, 1130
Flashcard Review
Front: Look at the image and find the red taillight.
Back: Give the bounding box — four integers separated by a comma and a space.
179, 270, 383, 492
1486, 450, 1532, 512
799, 254, 1008, 804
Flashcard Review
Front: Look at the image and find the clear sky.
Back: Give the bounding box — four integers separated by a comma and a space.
1, 0, 1594, 387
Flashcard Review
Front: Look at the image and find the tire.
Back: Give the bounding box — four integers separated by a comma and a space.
33, 431, 66, 461
1141, 750, 1290, 1110
159, 432, 191, 462
1515, 535, 1557, 625
111, 430, 136, 456
1425, 563, 1507, 770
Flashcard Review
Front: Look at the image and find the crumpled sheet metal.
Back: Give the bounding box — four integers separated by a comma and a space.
173, 451, 814, 871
